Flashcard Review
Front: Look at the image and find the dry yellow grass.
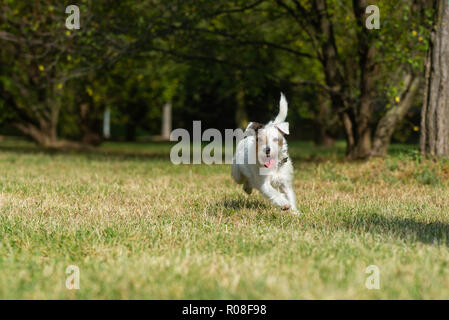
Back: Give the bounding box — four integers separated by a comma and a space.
0, 140, 449, 299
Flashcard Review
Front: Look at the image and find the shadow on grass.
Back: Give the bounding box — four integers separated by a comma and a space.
221, 198, 269, 210
0, 143, 171, 162
341, 213, 449, 245
0, 139, 350, 164
0, 139, 422, 167
0, 144, 342, 165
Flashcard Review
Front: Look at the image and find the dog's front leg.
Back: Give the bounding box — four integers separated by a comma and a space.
259, 182, 290, 210
283, 183, 300, 215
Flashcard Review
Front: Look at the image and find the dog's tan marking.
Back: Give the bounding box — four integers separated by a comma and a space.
247, 122, 266, 155
277, 132, 283, 147
247, 122, 264, 132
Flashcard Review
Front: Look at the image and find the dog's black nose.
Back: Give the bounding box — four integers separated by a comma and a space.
265, 146, 271, 154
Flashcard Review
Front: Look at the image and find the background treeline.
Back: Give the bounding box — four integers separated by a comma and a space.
0, 0, 440, 158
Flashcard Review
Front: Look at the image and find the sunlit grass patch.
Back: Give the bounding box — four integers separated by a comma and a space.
0, 140, 449, 299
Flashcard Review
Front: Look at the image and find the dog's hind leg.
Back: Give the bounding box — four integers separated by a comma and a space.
243, 179, 252, 195
231, 164, 244, 184
232, 165, 252, 194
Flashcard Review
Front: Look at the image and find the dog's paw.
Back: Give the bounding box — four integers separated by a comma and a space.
291, 209, 302, 215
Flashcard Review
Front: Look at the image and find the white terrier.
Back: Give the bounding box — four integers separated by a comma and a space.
232, 93, 299, 214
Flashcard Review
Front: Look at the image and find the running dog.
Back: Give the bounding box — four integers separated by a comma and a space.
231, 93, 299, 214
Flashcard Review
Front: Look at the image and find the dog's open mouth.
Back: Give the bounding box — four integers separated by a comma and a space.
264, 158, 276, 168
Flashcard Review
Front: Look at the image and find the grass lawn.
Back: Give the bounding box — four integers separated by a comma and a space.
1, 138, 449, 299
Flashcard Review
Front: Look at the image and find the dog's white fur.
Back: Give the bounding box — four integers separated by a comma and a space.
231, 93, 299, 214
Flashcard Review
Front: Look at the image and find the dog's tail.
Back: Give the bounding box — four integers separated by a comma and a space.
274, 92, 288, 124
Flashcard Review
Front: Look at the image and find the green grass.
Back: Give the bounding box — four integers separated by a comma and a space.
1, 138, 449, 299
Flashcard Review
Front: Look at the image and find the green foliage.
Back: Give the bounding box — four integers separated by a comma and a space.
0, 0, 431, 145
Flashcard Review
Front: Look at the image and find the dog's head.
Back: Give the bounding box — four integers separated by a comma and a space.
245, 121, 289, 168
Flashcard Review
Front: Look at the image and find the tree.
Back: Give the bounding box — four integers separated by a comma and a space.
0, 0, 271, 145
0, 0, 431, 151
0, 1, 112, 147
371, 74, 421, 156
0, 2, 71, 146
270, 0, 429, 159
420, 0, 449, 157
371, 0, 432, 156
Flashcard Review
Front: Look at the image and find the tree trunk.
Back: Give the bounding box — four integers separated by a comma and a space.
314, 94, 336, 147
314, 128, 336, 147
341, 112, 355, 151
79, 103, 102, 146
313, 0, 351, 149
313, 0, 378, 159
1, 78, 67, 148
235, 88, 248, 129
13, 122, 58, 147
161, 102, 172, 140
103, 107, 111, 139
372, 75, 420, 156
420, 0, 449, 157
12, 98, 61, 148
345, 0, 379, 160
12, 122, 84, 149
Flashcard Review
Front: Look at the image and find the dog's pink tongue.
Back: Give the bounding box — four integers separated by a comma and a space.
264, 159, 275, 168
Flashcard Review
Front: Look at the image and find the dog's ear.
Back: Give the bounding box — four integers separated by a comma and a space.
245, 122, 264, 136
275, 122, 289, 135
